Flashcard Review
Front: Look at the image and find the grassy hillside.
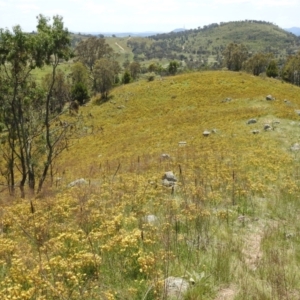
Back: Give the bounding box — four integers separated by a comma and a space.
109, 21, 300, 68
61, 70, 300, 169
69, 21, 300, 71
1, 71, 300, 299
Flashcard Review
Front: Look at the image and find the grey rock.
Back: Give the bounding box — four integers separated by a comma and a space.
264, 124, 272, 131
67, 178, 88, 188
284, 99, 292, 105
266, 95, 275, 101
164, 277, 189, 299
162, 179, 174, 186
252, 130, 260, 134
178, 141, 187, 146
163, 171, 177, 182
247, 118, 257, 124
162, 171, 177, 186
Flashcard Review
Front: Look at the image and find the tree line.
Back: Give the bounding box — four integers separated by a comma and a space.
222, 42, 300, 83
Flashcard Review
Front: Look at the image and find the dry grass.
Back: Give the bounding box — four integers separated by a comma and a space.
1, 70, 300, 299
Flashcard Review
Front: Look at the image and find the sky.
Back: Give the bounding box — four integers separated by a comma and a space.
0, 0, 299, 33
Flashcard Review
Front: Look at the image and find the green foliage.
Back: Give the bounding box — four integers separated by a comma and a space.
122, 70, 131, 84
93, 58, 115, 99
266, 60, 279, 78
0, 14, 73, 196
148, 63, 158, 73
75, 37, 113, 72
244, 52, 274, 76
168, 60, 179, 75
70, 61, 90, 87
223, 43, 248, 71
129, 61, 141, 80
148, 75, 155, 81
282, 51, 300, 85
71, 82, 89, 105
42, 69, 70, 113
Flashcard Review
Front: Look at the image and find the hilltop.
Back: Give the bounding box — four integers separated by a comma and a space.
60, 70, 300, 170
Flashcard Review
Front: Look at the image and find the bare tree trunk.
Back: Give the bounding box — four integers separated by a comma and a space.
8, 149, 15, 195
37, 60, 57, 194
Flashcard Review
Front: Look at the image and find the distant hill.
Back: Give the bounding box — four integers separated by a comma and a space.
285, 27, 300, 36
70, 21, 300, 69
124, 20, 300, 68
171, 28, 186, 33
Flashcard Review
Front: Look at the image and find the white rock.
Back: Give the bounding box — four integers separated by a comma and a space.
162, 171, 177, 182
266, 95, 275, 100
67, 178, 88, 188
203, 130, 210, 137
291, 143, 300, 151
143, 215, 159, 224
164, 277, 189, 299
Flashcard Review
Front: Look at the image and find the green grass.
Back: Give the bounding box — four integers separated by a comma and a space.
31, 60, 73, 82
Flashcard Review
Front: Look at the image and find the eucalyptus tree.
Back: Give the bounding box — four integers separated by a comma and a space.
244, 52, 274, 76
266, 60, 279, 78
168, 61, 179, 75
75, 37, 113, 72
93, 58, 116, 99
0, 15, 73, 197
70, 61, 90, 87
75, 37, 120, 97
129, 61, 141, 80
282, 51, 300, 85
223, 43, 249, 71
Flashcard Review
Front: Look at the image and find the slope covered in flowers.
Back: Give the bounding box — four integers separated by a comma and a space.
1, 71, 300, 299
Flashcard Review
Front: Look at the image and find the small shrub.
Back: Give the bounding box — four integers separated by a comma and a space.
71, 82, 89, 105
122, 71, 131, 84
